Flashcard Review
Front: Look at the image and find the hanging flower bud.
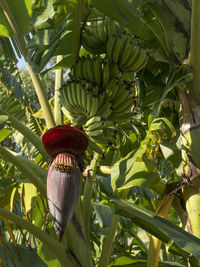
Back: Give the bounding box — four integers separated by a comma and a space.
42, 125, 88, 241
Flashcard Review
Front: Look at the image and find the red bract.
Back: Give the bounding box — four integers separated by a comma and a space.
42, 125, 88, 157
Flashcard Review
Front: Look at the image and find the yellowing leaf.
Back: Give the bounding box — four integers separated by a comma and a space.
23, 183, 37, 214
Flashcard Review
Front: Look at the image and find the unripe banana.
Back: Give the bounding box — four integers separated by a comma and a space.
102, 63, 110, 88
112, 34, 127, 64
82, 17, 124, 55
112, 97, 134, 114
90, 135, 108, 145
123, 47, 148, 73
86, 56, 95, 83
119, 41, 135, 67
121, 45, 140, 70
89, 96, 99, 116
85, 121, 103, 132
86, 129, 104, 137
85, 116, 102, 127
107, 35, 116, 62
94, 55, 103, 87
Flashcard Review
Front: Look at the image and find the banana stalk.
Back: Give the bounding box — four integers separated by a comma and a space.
147, 194, 174, 267
54, 56, 63, 125
179, 91, 200, 237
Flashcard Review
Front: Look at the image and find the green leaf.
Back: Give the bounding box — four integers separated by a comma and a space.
0, 242, 47, 267
31, 0, 56, 30
0, 115, 8, 129
28, 0, 84, 72
160, 134, 182, 168
113, 199, 200, 261
153, 117, 176, 135
146, 0, 191, 63
90, 0, 150, 39
22, 182, 37, 214
31, 194, 46, 227
111, 150, 136, 191
94, 203, 114, 228
38, 230, 62, 267
0, 0, 32, 37
0, 128, 11, 141
41, 54, 74, 74
111, 150, 159, 191
97, 175, 113, 196
109, 256, 185, 267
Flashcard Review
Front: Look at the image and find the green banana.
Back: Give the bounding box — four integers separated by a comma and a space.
85, 116, 102, 127
76, 83, 84, 111
108, 112, 133, 122
92, 85, 99, 97
81, 86, 88, 114
97, 20, 106, 43
90, 96, 99, 116
108, 81, 122, 101
119, 40, 135, 67
112, 97, 133, 114
65, 83, 75, 107
90, 135, 108, 145
71, 82, 80, 110
77, 60, 84, 79
107, 35, 116, 62
83, 58, 88, 80
94, 55, 102, 87
61, 107, 77, 121
105, 79, 118, 100
97, 100, 112, 118
132, 52, 149, 73
98, 92, 106, 107
100, 106, 112, 119
109, 64, 121, 80
86, 129, 104, 137
86, 56, 95, 83
112, 87, 129, 110
112, 35, 126, 64
124, 47, 147, 72
86, 121, 103, 132
102, 63, 110, 88
86, 93, 93, 116
84, 120, 103, 132
122, 45, 140, 70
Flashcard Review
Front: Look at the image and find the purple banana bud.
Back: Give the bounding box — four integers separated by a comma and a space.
47, 153, 81, 240
42, 125, 88, 240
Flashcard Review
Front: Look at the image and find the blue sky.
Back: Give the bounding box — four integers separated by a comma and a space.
17, 57, 26, 69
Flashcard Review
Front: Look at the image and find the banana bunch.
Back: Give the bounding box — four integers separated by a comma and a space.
60, 81, 100, 123
108, 80, 135, 122
72, 55, 117, 88
107, 33, 149, 73
83, 116, 115, 149
82, 17, 123, 55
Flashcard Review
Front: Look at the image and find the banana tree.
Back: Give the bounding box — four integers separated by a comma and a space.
0, 0, 200, 267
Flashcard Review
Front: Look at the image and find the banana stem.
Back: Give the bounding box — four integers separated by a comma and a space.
0, 208, 79, 267
183, 183, 200, 238
82, 153, 101, 244
147, 194, 174, 267
54, 56, 63, 125
0, 0, 55, 129
98, 214, 120, 267
190, 0, 200, 101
